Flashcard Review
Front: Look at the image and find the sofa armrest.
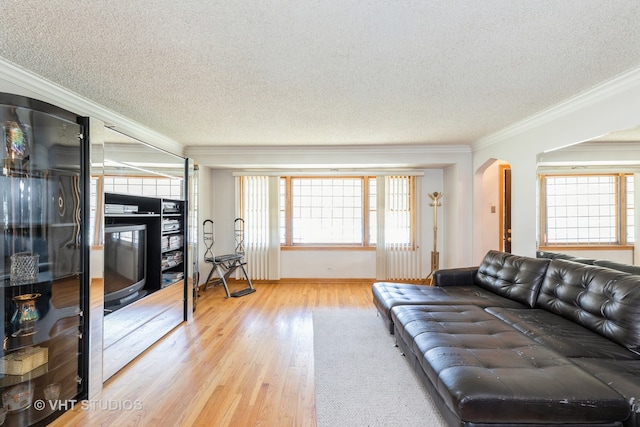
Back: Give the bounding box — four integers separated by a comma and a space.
432, 266, 478, 287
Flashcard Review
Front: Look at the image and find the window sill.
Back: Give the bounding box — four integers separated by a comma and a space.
281, 246, 376, 251
538, 245, 634, 251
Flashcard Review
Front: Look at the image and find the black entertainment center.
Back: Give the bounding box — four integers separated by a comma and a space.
102, 192, 187, 380
103, 192, 185, 313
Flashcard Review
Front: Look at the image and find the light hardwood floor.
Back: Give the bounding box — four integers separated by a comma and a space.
51, 280, 376, 427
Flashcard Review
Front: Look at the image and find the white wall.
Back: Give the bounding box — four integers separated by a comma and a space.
442, 161, 474, 267
209, 170, 238, 255
1, 64, 474, 279
13, 58, 640, 274
478, 161, 506, 257
206, 167, 471, 279
195, 166, 214, 284
473, 68, 640, 259
282, 250, 375, 278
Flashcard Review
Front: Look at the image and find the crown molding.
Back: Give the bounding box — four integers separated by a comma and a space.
0, 57, 183, 155
185, 143, 471, 157
474, 65, 640, 152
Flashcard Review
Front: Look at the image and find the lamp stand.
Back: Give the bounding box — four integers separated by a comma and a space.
423, 192, 442, 285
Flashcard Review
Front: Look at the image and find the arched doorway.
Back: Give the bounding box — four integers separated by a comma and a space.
499, 164, 512, 253
475, 158, 512, 257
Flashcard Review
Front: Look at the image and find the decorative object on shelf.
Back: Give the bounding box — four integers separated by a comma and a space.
0, 346, 48, 375
11, 293, 41, 337
2, 383, 34, 413
162, 218, 180, 231
162, 271, 184, 287
3, 119, 30, 161
10, 252, 39, 284
423, 192, 443, 285
43, 382, 61, 401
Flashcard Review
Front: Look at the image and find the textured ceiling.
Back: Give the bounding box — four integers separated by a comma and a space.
1, 1, 640, 149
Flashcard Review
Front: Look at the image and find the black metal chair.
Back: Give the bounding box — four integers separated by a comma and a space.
202, 219, 255, 298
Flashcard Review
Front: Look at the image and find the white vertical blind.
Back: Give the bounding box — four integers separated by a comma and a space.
384, 176, 421, 280
238, 176, 281, 280
239, 176, 270, 280
375, 177, 387, 280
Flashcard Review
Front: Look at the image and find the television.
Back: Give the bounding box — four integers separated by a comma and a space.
104, 224, 147, 310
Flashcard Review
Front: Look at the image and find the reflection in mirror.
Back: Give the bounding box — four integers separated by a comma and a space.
103, 128, 185, 199
536, 125, 640, 266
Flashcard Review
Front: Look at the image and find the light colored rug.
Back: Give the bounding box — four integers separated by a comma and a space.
313, 309, 447, 427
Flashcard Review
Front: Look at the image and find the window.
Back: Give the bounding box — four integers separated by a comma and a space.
275, 176, 414, 247
540, 174, 633, 246
384, 175, 413, 245
103, 176, 183, 199
90, 176, 185, 246
283, 177, 367, 245
626, 175, 635, 244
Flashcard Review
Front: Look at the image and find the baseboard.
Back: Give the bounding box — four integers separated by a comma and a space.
199, 277, 425, 288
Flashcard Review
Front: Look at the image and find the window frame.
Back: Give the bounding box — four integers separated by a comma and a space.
278, 175, 415, 249
539, 172, 633, 249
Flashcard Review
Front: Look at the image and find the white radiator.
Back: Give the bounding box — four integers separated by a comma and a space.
385, 243, 421, 280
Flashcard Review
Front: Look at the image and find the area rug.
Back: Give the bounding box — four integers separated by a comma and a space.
313, 309, 447, 427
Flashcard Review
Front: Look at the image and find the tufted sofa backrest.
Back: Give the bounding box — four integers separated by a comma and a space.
474, 250, 551, 308
538, 259, 640, 353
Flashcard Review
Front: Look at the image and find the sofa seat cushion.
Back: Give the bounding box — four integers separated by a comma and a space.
391, 304, 523, 359
373, 282, 525, 331
538, 260, 640, 353
571, 358, 640, 427
486, 307, 638, 360
391, 304, 630, 424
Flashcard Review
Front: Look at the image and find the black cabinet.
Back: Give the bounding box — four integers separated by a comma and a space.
104, 193, 185, 310
102, 192, 186, 380
1, 93, 88, 426
160, 200, 185, 288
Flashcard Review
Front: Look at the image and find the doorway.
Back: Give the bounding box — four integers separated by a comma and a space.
500, 165, 512, 253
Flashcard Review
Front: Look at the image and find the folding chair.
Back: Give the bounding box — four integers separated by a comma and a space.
202, 219, 256, 298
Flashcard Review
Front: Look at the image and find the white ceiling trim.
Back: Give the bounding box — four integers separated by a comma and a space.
474, 65, 640, 151
186, 143, 471, 170
0, 57, 183, 155
232, 170, 425, 177
186, 144, 471, 157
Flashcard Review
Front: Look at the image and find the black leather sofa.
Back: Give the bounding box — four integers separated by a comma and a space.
372, 250, 640, 427
537, 249, 640, 276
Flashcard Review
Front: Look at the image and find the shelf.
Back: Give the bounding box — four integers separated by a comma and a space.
0, 351, 80, 388
162, 230, 182, 236
1, 271, 53, 289
161, 262, 183, 271
0, 362, 49, 388
105, 213, 160, 218
1, 270, 81, 288
4, 313, 82, 354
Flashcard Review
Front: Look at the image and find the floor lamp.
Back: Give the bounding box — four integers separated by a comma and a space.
423, 192, 443, 285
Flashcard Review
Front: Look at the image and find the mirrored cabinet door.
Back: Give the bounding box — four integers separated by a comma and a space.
1, 93, 88, 426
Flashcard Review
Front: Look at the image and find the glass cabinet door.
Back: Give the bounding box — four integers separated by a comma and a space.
1, 93, 87, 426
